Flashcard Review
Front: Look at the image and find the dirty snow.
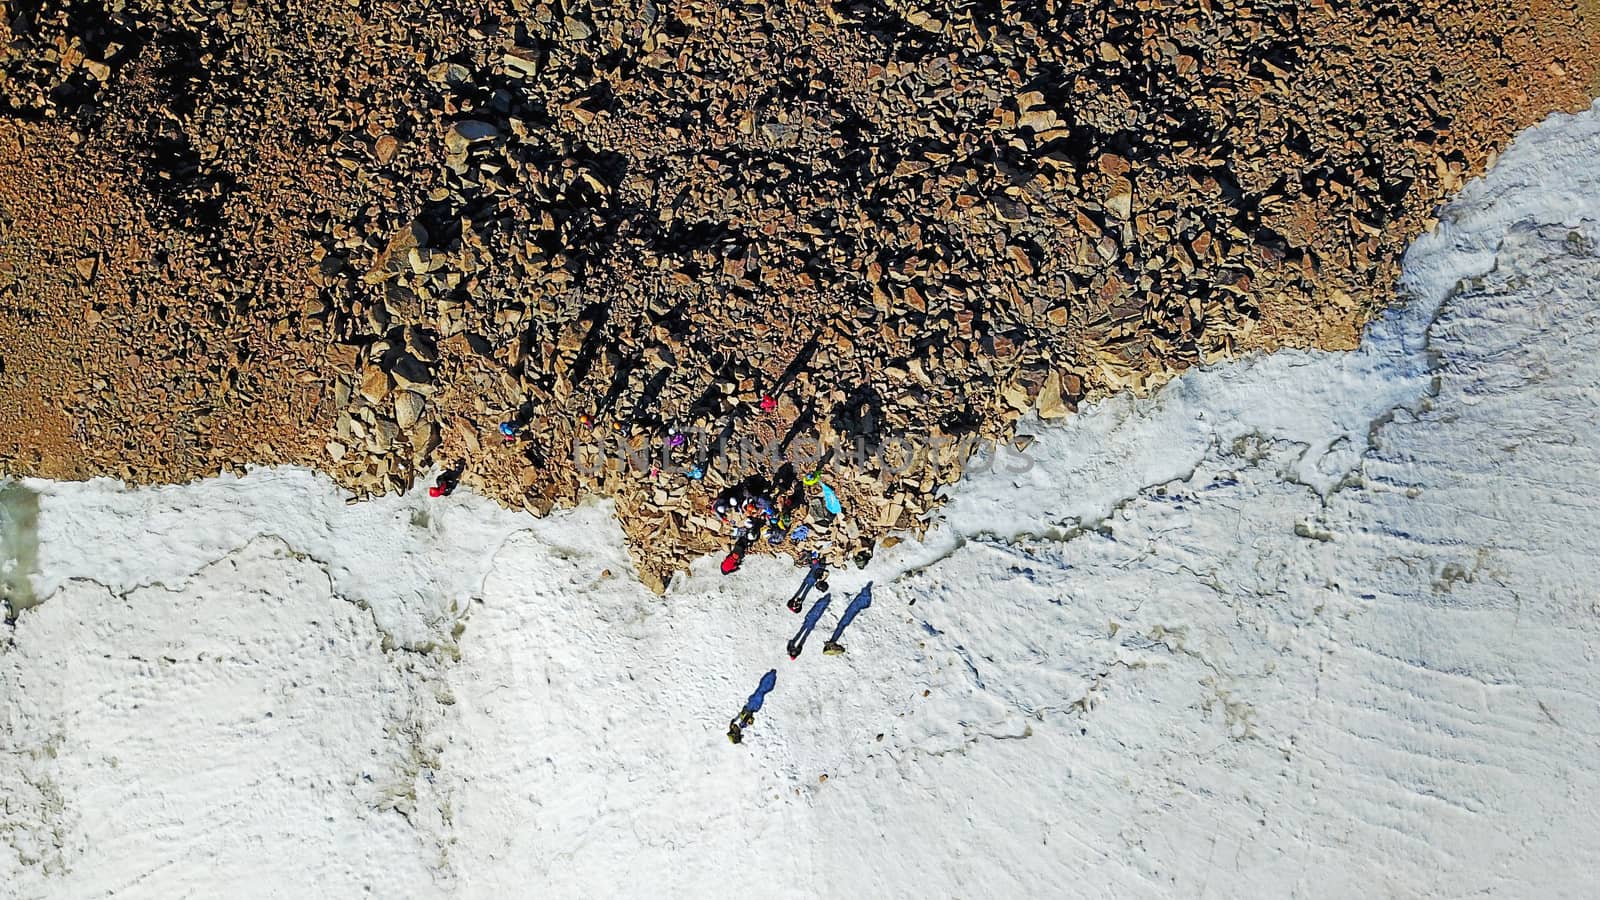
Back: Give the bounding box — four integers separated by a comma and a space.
4, 102, 1600, 898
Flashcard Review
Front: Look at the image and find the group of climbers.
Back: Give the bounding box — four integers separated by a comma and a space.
712, 458, 881, 743
438, 419, 847, 589
705, 461, 880, 743
728, 579, 875, 743
412, 350, 874, 746
419, 411, 875, 749
713, 469, 821, 575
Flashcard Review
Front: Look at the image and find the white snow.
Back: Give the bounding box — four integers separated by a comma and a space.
4, 101, 1600, 898
13, 465, 542, 648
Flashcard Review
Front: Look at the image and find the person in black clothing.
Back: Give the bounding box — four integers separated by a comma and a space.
428, 464, 463, 498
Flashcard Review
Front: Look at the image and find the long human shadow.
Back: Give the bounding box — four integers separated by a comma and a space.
772, 334, 819, 395
728, 668, 777, 744
787, 593, 832, 659
823, 582, 873, 654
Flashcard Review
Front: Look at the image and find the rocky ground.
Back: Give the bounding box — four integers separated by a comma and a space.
1, 0, 1597, 588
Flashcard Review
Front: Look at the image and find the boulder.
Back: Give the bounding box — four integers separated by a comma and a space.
395, 391, 426, 429
1037, 371, 1072, 419
445, 120, 500, 155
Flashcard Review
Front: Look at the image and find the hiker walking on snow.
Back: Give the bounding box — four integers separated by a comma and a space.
728, 669, 778, 744
787, 593, 831, 658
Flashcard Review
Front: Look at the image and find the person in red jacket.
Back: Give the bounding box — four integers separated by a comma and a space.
428, 466, 461, 498
721, 524, 759, 574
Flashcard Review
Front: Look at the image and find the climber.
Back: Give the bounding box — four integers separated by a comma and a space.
428, 466, 461, 498
728, 669, 778, 743
721, 522, 760, 574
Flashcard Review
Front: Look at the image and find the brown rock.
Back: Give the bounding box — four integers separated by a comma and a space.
395, 391, 426, 429
1105, 188, 1133, 220
503, 47, 540, 78
1037, 371, 1071, 419
375, 135, 399, 164
1098, 152, 1131, 179
359, 366, 393, 403
445, 120, 499, 155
